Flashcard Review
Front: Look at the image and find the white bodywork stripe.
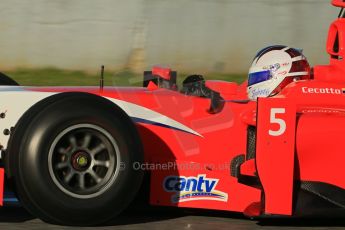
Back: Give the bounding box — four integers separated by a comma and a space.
106, 98, 203, 137
0, 89, 202, 149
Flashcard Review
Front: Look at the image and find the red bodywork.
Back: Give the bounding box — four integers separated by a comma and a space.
1, 0, 345, 218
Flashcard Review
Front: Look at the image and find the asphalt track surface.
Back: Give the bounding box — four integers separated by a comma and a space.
1, 207, 345, 230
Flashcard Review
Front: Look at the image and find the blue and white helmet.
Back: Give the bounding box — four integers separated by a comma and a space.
247, 45, 310, 100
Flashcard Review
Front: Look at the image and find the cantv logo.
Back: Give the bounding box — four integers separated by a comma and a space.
302, 87, 343, 95
163, 174, 228, 203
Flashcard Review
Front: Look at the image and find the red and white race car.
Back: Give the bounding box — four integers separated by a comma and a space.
0, 0, 345, 226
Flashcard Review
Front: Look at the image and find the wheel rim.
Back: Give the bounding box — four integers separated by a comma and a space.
48, 124, 120, 199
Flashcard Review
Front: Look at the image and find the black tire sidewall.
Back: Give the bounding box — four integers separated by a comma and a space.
0, 72, 19, 86
13, 94, 143, 225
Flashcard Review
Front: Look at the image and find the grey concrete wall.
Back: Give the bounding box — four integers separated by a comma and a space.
0, 0, 338, 73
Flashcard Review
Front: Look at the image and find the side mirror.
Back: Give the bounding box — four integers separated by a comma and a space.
326, 19, 345, 59
332, 0, 345, 8
143, 70, 177, 88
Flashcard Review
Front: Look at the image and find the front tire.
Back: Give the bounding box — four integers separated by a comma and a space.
0, 72, 19, 86
7, 93, 143, 226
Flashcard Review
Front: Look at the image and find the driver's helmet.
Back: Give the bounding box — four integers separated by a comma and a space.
247, 45, 311, 100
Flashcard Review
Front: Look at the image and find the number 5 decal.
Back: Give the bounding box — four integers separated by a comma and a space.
269, 108, 286, 136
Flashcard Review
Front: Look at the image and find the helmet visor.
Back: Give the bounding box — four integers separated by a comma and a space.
248, 70, 272, 87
